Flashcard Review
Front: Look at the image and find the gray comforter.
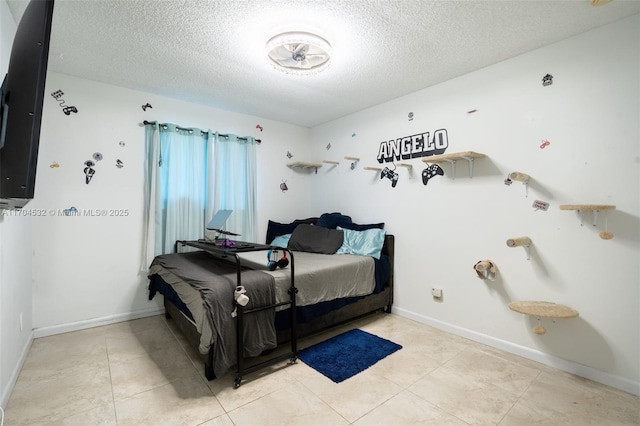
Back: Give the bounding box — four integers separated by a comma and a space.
150, 251, 276, 378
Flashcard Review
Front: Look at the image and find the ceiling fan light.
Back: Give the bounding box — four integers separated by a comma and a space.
266, 31, 332, 76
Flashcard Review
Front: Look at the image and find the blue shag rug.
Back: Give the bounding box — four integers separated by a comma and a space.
298, 328, 402, 383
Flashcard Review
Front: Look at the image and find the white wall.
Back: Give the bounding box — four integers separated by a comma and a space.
0, 0, 34, 408
309, 15, 639, 394
28, 72, 312, 332
2, 3, 638, 404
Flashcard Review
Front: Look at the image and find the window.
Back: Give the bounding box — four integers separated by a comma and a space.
141, 122, 257, 269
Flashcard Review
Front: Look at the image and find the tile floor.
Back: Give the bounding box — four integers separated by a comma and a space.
4, 312, 639, 425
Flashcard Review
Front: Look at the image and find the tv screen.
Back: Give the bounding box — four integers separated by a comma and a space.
0, 0, 54, 209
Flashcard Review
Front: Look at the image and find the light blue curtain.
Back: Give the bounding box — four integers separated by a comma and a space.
212, 133, 258, 244
141, 123, 257, 270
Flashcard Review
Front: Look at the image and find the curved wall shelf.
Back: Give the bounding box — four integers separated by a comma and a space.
509, 301, 579, 335
509, 301, 579, 318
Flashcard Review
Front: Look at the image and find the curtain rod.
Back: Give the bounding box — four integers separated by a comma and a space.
143, 120, 261, 143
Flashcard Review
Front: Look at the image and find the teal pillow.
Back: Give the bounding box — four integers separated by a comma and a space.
270, 234, 291, 248
336, 227, 386, 259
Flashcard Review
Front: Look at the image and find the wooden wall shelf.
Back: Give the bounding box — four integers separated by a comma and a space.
560, 204, 616, 226
363, 166, 382, 171
422, 151, 486, 178
559, 205, 616, 211
287, 161, 323, 172
344, 156, 360, 170
322, 160, 340, 165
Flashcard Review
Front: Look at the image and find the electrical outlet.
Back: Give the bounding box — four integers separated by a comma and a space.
432, 288, 443, 302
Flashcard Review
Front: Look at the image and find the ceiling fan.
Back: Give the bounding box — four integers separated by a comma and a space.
266, 32, 332, 74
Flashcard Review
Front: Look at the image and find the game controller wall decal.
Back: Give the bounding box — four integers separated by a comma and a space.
63, 206, 78, 216
422, 163, 444, 186
51, 90, 78, 115
381, 166, 399, 188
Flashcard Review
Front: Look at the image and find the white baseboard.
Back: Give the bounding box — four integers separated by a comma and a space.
392, 307, 640, 396
1, 331, 33, 409
33, 306, 165, 339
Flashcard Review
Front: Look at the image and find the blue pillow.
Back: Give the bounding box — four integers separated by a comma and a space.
336, 227, 386, 259
270, 234, 291, 248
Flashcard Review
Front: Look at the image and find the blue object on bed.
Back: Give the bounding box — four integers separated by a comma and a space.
315, 212, 352, 229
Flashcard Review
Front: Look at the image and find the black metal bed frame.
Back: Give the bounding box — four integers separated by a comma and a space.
175, 239, 298, 388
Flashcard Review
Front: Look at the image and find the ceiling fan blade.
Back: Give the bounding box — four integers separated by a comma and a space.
274, 57, 300, 68
293, 43, 308, 55
305, 45, 327, 56
272, 45, 294, 57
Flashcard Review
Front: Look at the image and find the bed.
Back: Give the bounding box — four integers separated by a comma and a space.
147, 213, 395, 385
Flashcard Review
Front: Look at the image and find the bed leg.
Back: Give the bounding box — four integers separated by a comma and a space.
204, 362, 215, 380
384, 305, 392, 314
165, 311, 172, 319
204, 348, 215, 380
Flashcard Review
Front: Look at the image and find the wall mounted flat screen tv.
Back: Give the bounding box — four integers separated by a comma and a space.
0, 0, 54, 209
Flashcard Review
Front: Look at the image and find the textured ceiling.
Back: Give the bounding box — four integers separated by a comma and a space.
6, 0, 640, 127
